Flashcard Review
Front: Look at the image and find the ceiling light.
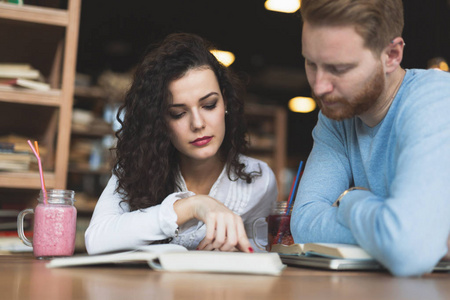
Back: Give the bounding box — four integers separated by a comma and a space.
427, 57, 449, 72
288, 97, 316, 113
265, 0, 301, 13
438, 61, 449, 72
210, 50, 235, 67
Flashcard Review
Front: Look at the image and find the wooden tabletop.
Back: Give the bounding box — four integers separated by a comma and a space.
1, 254, 449, 300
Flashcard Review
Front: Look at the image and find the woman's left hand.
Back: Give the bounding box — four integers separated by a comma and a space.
173, 194, 253, 252
196, 207, 250, 252
177, 195, 253, 252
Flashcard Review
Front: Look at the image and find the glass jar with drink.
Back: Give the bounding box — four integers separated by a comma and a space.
252, 201, 294, 251
17, 189, 77, 259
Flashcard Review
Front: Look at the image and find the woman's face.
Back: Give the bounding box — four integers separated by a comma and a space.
165, 67, 226, 164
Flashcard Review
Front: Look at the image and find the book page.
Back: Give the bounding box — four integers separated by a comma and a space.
47, 244, 188, 268
151, 251, 286, 276
303, 243, 372, 260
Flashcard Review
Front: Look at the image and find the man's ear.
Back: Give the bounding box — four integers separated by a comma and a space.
384, 37, 405, 74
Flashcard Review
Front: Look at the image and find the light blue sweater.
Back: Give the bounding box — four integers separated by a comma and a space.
291, 69, 450, 277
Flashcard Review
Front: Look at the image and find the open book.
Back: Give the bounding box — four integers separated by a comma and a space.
271, 243, 450, 272
271, 243, 372, 260
46, 244, 286, 276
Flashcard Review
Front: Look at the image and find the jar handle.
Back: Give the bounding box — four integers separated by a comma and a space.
251, 217, 268, 251
17, 208, 34, 247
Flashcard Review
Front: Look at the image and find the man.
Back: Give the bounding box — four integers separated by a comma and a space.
291, 0, 450, 277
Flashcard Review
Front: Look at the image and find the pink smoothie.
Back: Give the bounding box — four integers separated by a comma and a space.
33, 204, 77, 258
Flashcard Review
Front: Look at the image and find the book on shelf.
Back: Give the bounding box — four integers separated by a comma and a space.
0, 151, 32, 171
0, 161, 29, 171
0, 78, 50, 91
0, 151, 31, 161
0, 134, 37, 153
0, 63, 32, 70
0, 63, 41, 80
0, 142, 14, 152
47, 244, 286, 276
271, 243, 373, 260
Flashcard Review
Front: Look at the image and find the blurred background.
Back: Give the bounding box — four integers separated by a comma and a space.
0, 0, 449, 253
76, 0, 450, 161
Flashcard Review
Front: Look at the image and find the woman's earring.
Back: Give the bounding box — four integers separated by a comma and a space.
225, 110, 229, 115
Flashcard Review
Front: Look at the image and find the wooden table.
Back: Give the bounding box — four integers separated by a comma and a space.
1, 254, 449, 300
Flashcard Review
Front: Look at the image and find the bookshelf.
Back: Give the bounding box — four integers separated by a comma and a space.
245, 103, 287, 201
68, 85, 115, 212
0, 1, 81, 193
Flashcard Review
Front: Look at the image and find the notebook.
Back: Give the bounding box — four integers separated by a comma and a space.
279, 254, 450, 272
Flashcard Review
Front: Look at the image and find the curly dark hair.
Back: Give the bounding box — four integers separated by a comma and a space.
113, 33, 258, 211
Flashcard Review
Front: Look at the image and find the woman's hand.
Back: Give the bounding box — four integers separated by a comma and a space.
174, 195, 253, 253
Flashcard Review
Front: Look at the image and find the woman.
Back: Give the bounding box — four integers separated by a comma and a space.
85, 33, 278, 255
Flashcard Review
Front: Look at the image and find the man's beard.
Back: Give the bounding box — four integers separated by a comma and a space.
313, 65, 385, 121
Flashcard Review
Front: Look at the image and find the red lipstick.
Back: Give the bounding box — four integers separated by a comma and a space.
190, 136, 213, 146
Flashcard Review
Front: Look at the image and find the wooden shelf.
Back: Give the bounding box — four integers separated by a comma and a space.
0, 171, 55, 189
0, 3, 69, 27
0, 0, 81, 193
0, 86, 62, 107
69, 84, 115, 205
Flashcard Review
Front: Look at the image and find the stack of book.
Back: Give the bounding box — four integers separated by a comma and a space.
0, 141, 32, 171
0, 63, 50, 91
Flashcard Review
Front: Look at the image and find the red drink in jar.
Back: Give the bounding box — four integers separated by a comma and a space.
252, 201, 294, 251
267, 214, 294, 250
